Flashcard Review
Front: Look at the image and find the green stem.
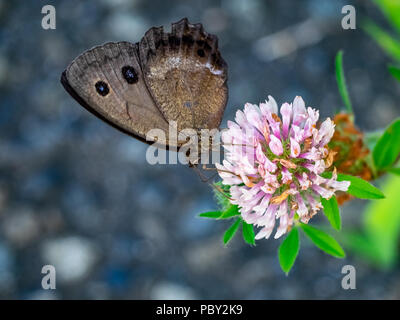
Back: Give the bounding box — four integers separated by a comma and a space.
335, 50, 354, 115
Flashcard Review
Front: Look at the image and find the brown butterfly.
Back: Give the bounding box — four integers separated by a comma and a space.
61, 18, 228, 154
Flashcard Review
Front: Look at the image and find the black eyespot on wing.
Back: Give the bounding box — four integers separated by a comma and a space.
95, 81, 109, 96
182, 34, 194, 46
122, 65, 138, 84
197, 49, 205, 57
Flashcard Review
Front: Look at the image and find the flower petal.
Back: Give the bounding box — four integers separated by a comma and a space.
269, 135, 283, 156
280, 102, 292, 139
290, 137, 301, 158
292, 96, 307, 126
274, 214, 289, 239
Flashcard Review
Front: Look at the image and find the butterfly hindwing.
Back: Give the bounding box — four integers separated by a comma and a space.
139, 18, 228, 132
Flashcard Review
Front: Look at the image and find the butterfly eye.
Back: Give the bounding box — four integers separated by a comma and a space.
122, 66, 138, 84
95, 81, 109, 96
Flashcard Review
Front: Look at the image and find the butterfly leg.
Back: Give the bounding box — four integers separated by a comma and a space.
190, 164, 232, 199
190, 163, 217, 183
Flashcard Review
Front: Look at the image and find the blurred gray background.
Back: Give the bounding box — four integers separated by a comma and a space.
0, 0, 400, 299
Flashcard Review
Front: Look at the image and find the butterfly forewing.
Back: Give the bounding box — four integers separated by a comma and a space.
62, 41, 173, 146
